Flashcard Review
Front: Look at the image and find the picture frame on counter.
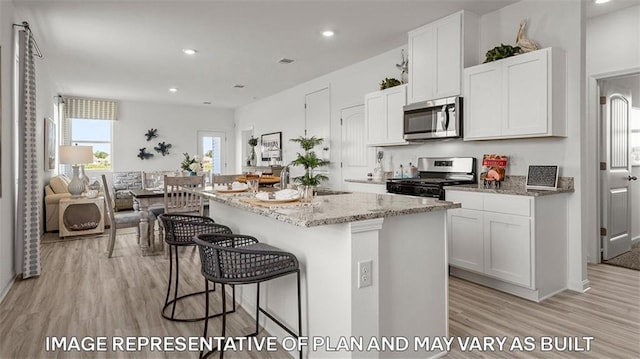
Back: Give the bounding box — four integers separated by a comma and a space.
260, 131, 282, 161
526, 165, 559, 191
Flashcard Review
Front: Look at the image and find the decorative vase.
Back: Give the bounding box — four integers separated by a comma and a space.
249, 148, 257, 166
189, 171, 196, 176
300, 185, 315, 203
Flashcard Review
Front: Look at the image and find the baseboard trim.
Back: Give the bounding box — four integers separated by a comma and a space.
568, 279, 591, 293
0, 275, 16, 305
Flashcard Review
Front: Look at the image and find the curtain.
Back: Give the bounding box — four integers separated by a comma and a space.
16, 30, 41, 279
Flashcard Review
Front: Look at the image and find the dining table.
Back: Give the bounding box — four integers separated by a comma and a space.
129, 188, 165, 256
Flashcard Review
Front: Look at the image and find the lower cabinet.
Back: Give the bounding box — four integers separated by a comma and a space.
446, 190, 568, 302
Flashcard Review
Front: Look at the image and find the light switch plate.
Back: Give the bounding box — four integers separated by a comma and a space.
358, 260, 373, 288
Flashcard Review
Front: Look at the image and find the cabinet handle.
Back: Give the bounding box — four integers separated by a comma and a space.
628, 176, 638, 181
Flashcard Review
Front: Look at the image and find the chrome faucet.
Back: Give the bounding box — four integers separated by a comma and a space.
280, 165, 290, 189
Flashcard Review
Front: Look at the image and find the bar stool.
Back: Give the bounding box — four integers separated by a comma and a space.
194, 233, 302, 359
158, 213, 234, 322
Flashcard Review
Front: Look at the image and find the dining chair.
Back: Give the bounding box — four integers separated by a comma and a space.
163, 175, 205, 215
212, 174, 243, 187
101, 174, 154, 258
151, 175, 206, 250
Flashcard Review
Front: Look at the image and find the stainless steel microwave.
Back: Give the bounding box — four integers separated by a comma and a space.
403, 96, 462, 140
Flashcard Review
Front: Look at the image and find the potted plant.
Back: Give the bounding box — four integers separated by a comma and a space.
290, 136, 330, 201
181, 153, 202, 175
248, 136, 259, 166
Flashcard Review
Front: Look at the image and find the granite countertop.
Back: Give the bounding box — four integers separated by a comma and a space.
344, 178, 387, 185
196, 189, 460, 227
444, 176, 575, 197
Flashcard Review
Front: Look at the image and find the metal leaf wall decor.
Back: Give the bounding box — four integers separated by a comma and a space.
137, 147, 154, 160
145, 128, 158, 141
154, 142, 172, 156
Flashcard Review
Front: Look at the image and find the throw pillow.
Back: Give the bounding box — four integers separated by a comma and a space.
49, 175, 70, 194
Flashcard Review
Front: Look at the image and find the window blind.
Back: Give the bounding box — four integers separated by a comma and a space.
63, 96, 118, 121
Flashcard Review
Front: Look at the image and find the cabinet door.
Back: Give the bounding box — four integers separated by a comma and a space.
434, 12, 462, 98
483, 212, 532, 287
463, 62, 502, 139
502, 50, 548, 136
385, 85, 407, 143
365, 91, 386, 144
448, 208, 484, 273
408, 24, 434, 103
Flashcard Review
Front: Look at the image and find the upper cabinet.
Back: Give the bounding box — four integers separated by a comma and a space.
407, 11, 478, 104
365, 84, 408, 146
463, 48, 567, 141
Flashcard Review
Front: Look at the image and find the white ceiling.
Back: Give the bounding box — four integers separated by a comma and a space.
13, 0, 637, 109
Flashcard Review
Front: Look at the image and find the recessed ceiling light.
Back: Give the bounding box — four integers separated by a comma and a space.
233, 84, 245, 89
322, 30, 335, 37
169, 88, 178, 92
595, 0, 610, 4
182, 49, 197, 55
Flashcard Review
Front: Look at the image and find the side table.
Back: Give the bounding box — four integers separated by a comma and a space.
59, 196, 105, 238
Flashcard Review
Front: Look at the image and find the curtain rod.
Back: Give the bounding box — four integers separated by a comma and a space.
12, 21, 44, 58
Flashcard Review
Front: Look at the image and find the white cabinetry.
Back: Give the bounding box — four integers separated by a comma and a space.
446, 190, 568, 302
408, 11, 478, 104
463, 48, 566, 140
365, 84, 408, 146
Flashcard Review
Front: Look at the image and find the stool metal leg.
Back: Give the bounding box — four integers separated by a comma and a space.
297, 270, 302, 359
162, 246, 231, 322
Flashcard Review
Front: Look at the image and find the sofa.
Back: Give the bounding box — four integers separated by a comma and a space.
112, 171, 143, 211
44, 175, 73, 232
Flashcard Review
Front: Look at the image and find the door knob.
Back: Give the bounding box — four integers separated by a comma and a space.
628, 176, 638, 181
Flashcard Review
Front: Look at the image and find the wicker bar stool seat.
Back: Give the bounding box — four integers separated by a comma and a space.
194, 233, 302, 359
158, 213, 233, 322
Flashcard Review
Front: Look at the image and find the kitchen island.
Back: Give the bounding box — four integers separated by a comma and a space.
196, 189, 459, 358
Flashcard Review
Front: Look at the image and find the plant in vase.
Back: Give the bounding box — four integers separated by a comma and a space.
248, 136, 259, 166
290, 136, 330, 201
180, 152, 202, 175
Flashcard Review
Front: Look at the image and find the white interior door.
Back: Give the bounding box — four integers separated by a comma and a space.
340, 104, 367, 184
197, 131, 227, 176
600, 81, 634, 260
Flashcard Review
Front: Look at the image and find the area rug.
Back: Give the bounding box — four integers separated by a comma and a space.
603, 242, 640, 271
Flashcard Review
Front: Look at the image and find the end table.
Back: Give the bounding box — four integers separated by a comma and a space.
59, 196, 105, 238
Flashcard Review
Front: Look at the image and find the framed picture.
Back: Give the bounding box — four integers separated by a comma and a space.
44, 117, 56, 171
526, 165, 559, 191
261, 131, 282, 161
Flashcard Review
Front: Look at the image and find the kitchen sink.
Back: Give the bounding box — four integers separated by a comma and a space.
315, 189, 352, 196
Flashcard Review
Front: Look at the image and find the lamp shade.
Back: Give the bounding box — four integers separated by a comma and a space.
59, 145, 94, 165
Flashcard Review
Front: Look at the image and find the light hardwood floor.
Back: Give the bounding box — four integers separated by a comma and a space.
1, 231, 638, 358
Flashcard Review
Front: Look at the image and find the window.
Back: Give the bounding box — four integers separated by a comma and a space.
70, 118, 112, 170
631, 108, 640, 166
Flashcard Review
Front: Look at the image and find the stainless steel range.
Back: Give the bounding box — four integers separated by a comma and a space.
386, 157, 476, 199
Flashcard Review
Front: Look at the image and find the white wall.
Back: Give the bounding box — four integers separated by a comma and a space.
586, 5, 640, 77
234, 46, 407, 186
586, 5, 640, 261
110, 100, 235, 173
0, 0, 16, 301
236, 1, 588, 291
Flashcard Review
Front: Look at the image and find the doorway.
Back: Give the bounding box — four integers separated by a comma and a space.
597, 73, 640, 267
197, 130, 227, 176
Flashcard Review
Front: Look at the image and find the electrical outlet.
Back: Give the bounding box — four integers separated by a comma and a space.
358, 260, 373, 288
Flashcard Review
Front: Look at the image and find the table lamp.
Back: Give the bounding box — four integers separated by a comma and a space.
59, 145, 94, 196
